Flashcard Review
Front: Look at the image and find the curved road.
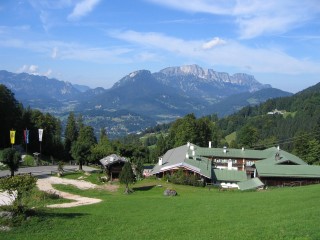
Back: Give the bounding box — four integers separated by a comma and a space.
0, 165, 98, 178
0, 165, 99, 206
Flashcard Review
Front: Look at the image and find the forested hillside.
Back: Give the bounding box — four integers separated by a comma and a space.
218, 83, 320, 150
141, 82, 320, 165
2, 81, 320, 166
0, 84, 150, 167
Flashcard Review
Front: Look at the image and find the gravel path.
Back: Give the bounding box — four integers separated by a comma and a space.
36, 176, 102, 208
0, 167, 116, 208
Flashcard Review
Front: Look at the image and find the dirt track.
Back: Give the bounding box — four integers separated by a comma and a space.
36, 176, 102, 208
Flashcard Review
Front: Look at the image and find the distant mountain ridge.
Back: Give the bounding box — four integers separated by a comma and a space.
0, 70, 81, 109
0, 65, 291, 137
158, 64, 269, 91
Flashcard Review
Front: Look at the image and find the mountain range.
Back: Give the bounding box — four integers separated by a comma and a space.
0, 65, 292, 137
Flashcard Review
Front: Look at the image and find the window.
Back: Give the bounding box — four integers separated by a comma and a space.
246, 161, 254, 166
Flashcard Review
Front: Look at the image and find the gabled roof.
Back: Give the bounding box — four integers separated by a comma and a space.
238, 178, 264, 191
212, 169, 247, 182
258, 147, 307, 166
255, 162, 320, 178
253, 147, 320, 179
194, 146, 269, 160
152, 144, 212, 178
100, 154, 127, 167
151, 142, 311, 181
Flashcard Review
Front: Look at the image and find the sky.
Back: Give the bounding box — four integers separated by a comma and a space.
0, 0, 320, 93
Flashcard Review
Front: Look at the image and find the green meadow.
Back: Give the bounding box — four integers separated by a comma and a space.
2, 177, 320, 240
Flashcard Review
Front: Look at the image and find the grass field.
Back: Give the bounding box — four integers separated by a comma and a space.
225, 131, 237, 145
2, 177, 320, 240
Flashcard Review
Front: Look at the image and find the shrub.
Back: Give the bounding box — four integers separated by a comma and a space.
21, 155, 36, 167
0, 174, 37, 214
0, 148, 21, 176
167, 169, 204, 187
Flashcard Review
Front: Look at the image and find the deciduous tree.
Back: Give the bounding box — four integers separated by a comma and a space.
64, 112, 78, 161
70, 125, 96, 170
0, 85, 22, 148
0, 148, 21, 176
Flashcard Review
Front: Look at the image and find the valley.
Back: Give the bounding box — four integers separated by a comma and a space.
0, 65, 292, 137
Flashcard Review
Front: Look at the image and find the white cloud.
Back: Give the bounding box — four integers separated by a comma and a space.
0, 33, 134, 64
28, 0, 101, 30
146, 0, 320, 39
68, 0, 101, 21
29, 64, 39, 73
108, 30, 201, 57
109, 30, 320, 74
147, 0, 231, 15
17, 64, 52, 77
51, 47, 58, 59
18, 65, 28, 73
44, 69, 52, 76
202, 37, 226, 49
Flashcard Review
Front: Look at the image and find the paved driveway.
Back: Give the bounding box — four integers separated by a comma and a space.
0, 165, 98, 178
0, 165, 99, 206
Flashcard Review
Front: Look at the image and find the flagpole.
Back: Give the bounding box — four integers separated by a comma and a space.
38, 129, 43, 166
24, 128, 29, 154
26, 129, 28, 154
10, 130, 15, 149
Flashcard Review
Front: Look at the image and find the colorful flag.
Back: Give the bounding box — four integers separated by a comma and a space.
24, 129, 29, 144
10, 130, 16, 145
38, 129, 43, 142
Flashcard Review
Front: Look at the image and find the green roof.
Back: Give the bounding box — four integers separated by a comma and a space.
194, 146, 269, 160
256, 163, 320, 178
152, 143, 309, 181
152, 144, 212, 179
237, 178, 264, 191
212, 169, 247, 182
185, 157, 212, 179
193, 146, 305, 165
256, 148, 307, 166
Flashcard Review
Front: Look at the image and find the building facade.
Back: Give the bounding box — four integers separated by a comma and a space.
151, 142, 320, 189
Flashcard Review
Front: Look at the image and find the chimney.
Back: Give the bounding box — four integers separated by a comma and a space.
228, 159, 232, 170
277, 145, 280, 151
209, 141, 212, 148
187, 142, 190, 147
223, 146, 227, 154
158, 157, 163, 166
242, 147, 245, 151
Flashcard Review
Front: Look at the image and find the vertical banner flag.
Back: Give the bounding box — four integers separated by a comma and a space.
10, 130, 16, 145
38, 129, 43, 142
24, 129, 30, 144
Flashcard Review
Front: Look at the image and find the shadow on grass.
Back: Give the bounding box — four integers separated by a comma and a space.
34, 209, 89, 220
132, 185, 156, 192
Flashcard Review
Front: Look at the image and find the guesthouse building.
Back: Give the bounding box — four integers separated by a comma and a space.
152, 142, 320, 189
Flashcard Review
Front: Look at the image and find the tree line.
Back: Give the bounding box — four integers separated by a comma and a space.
141, 83, 320, 165
0, 84, 150, 169
2, 81, 320, 167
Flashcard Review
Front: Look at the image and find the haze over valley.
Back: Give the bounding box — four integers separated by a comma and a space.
0, 64, 293, 137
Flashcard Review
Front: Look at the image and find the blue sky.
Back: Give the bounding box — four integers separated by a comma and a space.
0, 0, 320, 93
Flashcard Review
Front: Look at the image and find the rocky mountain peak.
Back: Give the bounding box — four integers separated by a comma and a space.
160, 64, 207, 77
112, 70, 152, 88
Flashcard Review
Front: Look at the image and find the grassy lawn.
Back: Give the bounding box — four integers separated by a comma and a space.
62, 171, 105, 185
225, 131, 236, 145
2, 178, 320, 240
283, 111, 297, 118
